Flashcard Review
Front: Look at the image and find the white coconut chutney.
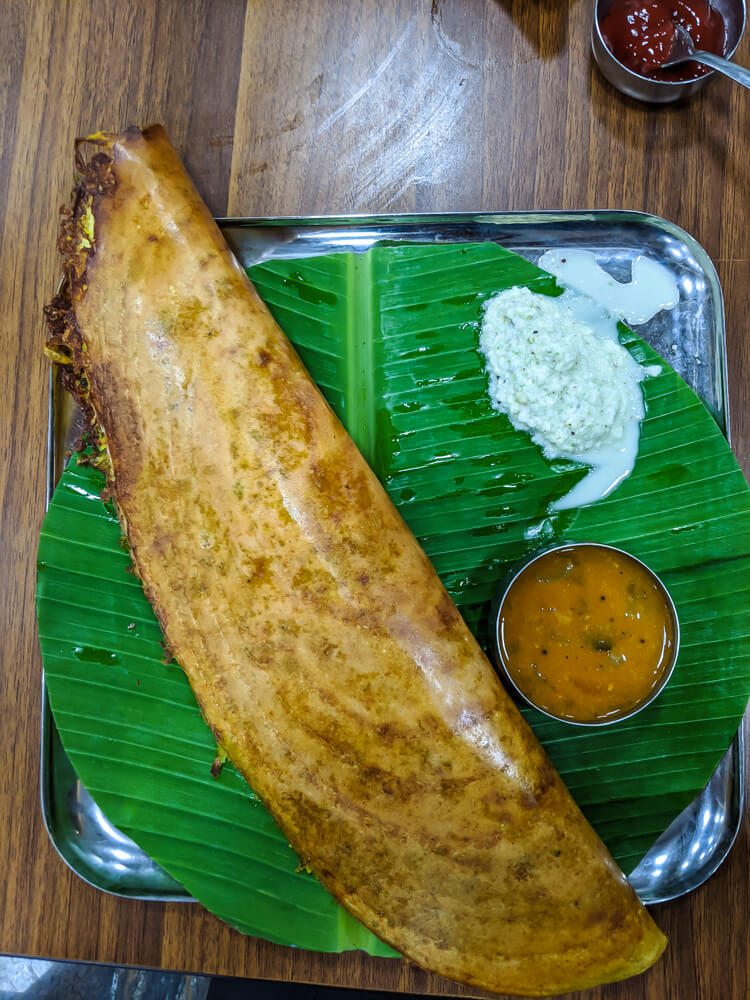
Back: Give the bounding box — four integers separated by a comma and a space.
479, 286, 651, 511
538, 249, 679, 326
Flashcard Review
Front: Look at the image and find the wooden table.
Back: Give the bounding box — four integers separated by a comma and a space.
1, 2, 748, 997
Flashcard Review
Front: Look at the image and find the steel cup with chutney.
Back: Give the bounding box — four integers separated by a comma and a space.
592, 0, 746, 103
490, 542, 680, 727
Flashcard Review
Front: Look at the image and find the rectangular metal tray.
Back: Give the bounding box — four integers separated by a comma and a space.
42, 210, 744, 906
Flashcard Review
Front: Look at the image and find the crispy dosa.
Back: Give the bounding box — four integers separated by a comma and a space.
45, 125, 666, 995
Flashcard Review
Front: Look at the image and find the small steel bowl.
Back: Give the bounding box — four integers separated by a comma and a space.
592, 0, 747, 103
490, 541, 680, 727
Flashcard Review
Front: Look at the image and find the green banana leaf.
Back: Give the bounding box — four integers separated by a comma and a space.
37, 241, 750, 954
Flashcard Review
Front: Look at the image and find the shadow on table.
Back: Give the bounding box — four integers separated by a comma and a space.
0, 955, 437, 1000
487, 0, 582, 58
0, 956, 207, 1000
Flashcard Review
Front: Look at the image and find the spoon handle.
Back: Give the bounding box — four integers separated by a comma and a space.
693, 51, 750, 89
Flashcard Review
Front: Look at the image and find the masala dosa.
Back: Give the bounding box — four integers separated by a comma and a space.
44, 125, 666, 995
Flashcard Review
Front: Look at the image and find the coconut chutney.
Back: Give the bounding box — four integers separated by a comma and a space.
479, 286, 650, 510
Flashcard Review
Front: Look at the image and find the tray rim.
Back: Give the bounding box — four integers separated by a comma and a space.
40, 206, 744, 906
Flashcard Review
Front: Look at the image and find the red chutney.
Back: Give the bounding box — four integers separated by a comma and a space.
600, 0, 727, 81
498, 545, 676, 724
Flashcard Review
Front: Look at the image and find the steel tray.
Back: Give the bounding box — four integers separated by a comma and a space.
42, 210, 745, 906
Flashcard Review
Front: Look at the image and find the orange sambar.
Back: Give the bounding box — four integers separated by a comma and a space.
497, 544, 677, 724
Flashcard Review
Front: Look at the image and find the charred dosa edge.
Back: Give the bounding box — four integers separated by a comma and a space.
45, 125, 666, 995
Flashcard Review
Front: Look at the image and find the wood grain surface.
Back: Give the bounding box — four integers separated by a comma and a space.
0, 1, 748, 997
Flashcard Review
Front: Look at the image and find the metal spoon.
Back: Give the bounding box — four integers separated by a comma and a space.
662, 22, 750, 87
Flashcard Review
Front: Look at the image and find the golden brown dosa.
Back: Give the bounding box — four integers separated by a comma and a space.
45, 125, 666, 995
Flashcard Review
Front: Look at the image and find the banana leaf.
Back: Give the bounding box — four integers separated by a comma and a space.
37, 241, 750, 953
